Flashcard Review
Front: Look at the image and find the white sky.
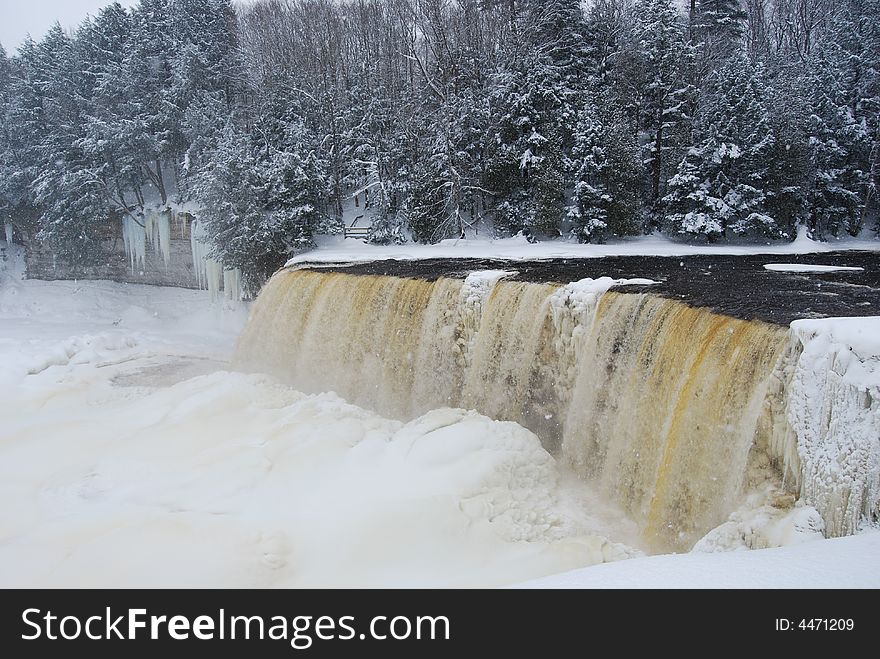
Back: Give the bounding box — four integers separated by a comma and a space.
0, 0, 139, 54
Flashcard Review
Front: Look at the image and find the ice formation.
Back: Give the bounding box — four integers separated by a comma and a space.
190, 218, 242, 302
779, 319, 880, 537
143, 211, 172, 266
121, 215, 146, 274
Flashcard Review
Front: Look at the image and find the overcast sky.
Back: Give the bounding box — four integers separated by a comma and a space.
0, 0, 139, 53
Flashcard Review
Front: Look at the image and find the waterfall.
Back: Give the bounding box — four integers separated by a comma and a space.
233, 267, 877, 551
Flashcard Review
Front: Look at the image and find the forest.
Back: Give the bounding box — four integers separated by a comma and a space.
0, 0, 878, 287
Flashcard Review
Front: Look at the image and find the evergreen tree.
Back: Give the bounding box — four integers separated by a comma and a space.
763, 75, 813, 236
22, 25, 110, 263
77, 3, 136, 215
119, 0, 175, 205
189, 115, 322, 288
693, 0, 747, 67
568, 91, 644, 242
0, 45, 14, 231
628, 0, 695, 219
665, 51, 776, 239
806, 37, 872, 237
408, 88, 490, 243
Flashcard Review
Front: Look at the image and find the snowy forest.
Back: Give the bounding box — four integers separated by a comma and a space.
0, 0, 878, 287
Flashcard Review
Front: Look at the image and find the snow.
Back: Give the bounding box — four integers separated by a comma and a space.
287, 231, 880, 266
459, 270, 514, 306
552, 277, 656, 316
549, 276, 656, 362
692, 487, 826, 552
515, 531, 880, 588
764, 263, 865, 273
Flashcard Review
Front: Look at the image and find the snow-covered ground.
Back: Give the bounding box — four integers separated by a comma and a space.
1, 244, 877, 588
289, 228, 880, 266
516, 532, 880, 588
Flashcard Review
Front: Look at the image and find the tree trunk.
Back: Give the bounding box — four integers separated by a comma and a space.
154, 159, 168, 205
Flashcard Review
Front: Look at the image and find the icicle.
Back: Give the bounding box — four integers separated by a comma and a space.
122, 215, 146, 274
145, 214, 156, 249
4, 222, 12, 245
206, 258, 223, 302
157, 212, 171, 267
223, 268, 242, 303
190, 217, 241, 303
190, 219, 210, 289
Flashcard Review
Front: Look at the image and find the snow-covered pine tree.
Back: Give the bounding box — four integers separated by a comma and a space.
628, 0, 695, 220
805, 34, 872, 237
568, 90, 644, 242
117, 0, 176, 206
408, 87, 491, 243
692, 0, 747, 68
664, 50, 776, 239
23, 24, 111, 264
77, 3, 136, 216
483, 1, 592, 239
167, 0, 238, 179
820, 0, 879, 234
763, 73, 813, 237
189, 115, 322, 289
0, 44, 16, 234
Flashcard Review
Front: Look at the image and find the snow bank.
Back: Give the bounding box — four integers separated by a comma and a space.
459, 270, 515, 306
783, 317, 880, 537
764, 263, 864, 273
515, 531, 880, 588
287, 232, 880, 266
693, 487, 825, 552
0, 370, 633, 587
0, 279, 247, 385
24, 333, 140, 375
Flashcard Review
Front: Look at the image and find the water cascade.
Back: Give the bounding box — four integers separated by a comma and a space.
234, 268, 878, 551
